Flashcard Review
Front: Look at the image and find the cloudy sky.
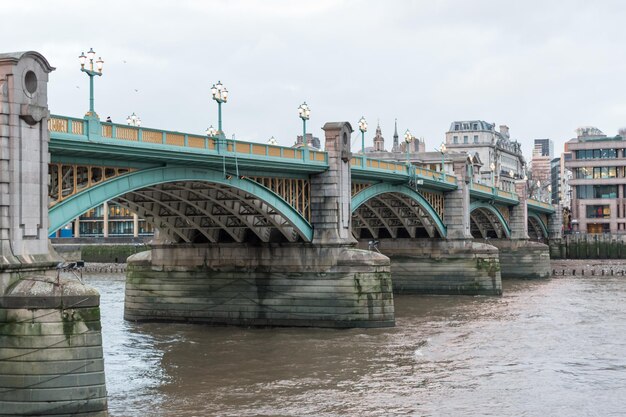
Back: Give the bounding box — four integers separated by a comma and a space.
4, 1, 626, 159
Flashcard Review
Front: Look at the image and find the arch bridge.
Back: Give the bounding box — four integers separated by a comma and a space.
48, 115, 555, 244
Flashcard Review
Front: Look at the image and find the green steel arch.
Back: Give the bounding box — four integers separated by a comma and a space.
528, 211, 549, 238
469, 201, 512, 238
351, 183, 447, 238
49, 166, 313, 241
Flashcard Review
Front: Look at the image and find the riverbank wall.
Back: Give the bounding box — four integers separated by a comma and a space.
550, 234, 626, 259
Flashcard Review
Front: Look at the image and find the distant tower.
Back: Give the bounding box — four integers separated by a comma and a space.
373, 122, 385, 151
392, 119, 399, 152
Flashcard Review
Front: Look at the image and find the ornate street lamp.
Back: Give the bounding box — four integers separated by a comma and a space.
439, 142, 447, 178
404, 129, 413, 164
547, 184, 552, 203
535, 180, 541, 199
358, 116, 367, 154
79, 48, 104, 118
205, 125, 217, 137
490, 162, 496, 188
298, 102, 310, 147
210, 81, 228, 137
126, 112, 141, 127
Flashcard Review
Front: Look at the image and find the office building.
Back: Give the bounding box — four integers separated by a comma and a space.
565, 127, 626, 233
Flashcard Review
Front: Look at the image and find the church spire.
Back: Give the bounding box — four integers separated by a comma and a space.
392, 118, 399, 152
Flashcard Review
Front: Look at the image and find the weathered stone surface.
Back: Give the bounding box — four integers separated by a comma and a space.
125, 244, 395, 328
489, 239, 550, 279
358, 239, 502, 295
0, 276, 107, 417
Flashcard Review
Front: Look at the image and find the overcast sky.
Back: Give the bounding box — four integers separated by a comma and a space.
4, 1, 626, 159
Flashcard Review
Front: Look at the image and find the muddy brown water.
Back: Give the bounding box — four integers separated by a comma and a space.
85, 261, 626, 416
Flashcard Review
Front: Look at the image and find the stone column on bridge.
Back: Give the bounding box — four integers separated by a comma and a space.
509, 180, 530, 239
0, 51, 59, 286
548, 204, 563, 239
0, 51, 108, 416
443, 159, 473, 239
310, 122, 357, 245
548, 203, 564, 258
489, 180, 551, 279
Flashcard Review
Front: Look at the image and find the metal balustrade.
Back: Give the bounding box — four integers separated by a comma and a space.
48, 115, 328, 165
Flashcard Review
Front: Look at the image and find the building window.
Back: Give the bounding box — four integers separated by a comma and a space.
587, 223, 610, 234
455, 124, 460, 131
576, 167, 592, 179
576, 185, 618, 199
473, 123, 478, 130
463, 135, 468, 144
586, 205, 610, 219
575, 149, 617, 159
463, 123, 469, 129
453, 136, 458, 144
473, 135, 478, 143
591, 167, 617, 179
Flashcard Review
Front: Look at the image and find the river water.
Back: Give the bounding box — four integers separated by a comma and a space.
86, 268, 626, 417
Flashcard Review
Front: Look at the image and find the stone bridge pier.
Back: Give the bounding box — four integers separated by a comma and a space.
489, 181, 551, 279
125, 122, 395, 328
0, 52, 108, 416
358, 158, 502, 295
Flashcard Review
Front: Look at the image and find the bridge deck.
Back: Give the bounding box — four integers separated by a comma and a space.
48, 115, 554, 215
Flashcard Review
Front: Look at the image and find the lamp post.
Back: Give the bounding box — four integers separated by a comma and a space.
547, 184, 552, 203
358, 116, 367, 165
298, 102, 310, 147
490, 162, 496, 189
205, 125, 217, 137
78, 48, 104, 118
126, 112, 141, 127
210, 81, 228, 138
509, 170, 514, 191
404, 129, 413, 165
535, 180, 541, 199
358, 116, 367, 153
439, 142, 447, 180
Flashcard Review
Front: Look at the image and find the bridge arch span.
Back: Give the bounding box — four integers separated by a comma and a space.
469, 202, 511, 239
528, 212, 549, 239
49, 166, 313, 243
351, 183, 446, 239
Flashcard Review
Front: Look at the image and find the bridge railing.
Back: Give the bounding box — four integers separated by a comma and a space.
49, 115, 328, 165
471, 182, 519, 202
414, 166, 457, 184
49, 115, 86, 135
350, 157, 458, 186
527, 198, 553, 211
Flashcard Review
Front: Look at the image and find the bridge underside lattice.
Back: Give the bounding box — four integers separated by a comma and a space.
49, 163, 133, 207
352, 191, 442, 239
110, 181, 305, 244
470, 207, 507, 239
528, 215, 547, 240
